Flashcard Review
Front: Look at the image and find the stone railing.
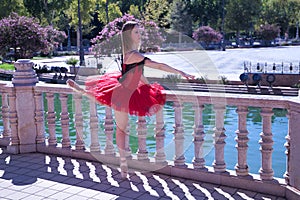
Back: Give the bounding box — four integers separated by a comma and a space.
0, 60, 300, 199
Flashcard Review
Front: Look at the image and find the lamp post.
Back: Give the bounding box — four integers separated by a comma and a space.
78, 0, 85, 66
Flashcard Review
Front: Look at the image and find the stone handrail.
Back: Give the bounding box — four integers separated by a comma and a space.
0, 60, 299, 199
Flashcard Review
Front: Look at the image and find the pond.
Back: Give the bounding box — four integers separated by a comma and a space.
44, 95, 287, 178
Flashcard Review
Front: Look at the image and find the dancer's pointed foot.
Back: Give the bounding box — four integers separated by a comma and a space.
120, 159, 128, 179
66, 79, 85, 93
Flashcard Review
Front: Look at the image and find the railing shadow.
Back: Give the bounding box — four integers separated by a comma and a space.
0, 147, 280, 200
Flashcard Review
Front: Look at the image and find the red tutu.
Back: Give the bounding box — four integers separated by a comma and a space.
85, 63, 166, 116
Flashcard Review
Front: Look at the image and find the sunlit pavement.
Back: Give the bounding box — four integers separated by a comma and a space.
0, 147, 286, 200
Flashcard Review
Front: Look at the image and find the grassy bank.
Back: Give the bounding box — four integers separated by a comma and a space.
0, 63, 14, 71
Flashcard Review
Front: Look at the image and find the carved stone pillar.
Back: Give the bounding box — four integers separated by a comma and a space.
104, 107, 115, 155
193, 103, 206, 169
74, 93, 85, 150
173, 101, 185, 166
34, 91, 45, 145
137, 116, 149, 161
259, 107, 274, 180
7, 91, 18, 153
59, 94, 71, 148
9, 59, 39, 153
155, 108, 166, 163
1, 93, 11, 141
213, 105, 226, 172
89, 100, 100, 152
45, 93, 57, 146
235, 106, 249, 176
284, 104, 300, 190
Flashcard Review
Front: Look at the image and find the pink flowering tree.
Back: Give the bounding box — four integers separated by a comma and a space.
258, 24, 280, 46
0, 13, 66, 60
192, 26, 222, 49
90, 14, 164, 56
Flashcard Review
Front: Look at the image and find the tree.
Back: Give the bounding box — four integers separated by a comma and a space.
0, 13, 66, 60
23, 0, 71, 26
193, 26, 222, 49
225, 0, 261, 43
144, 0, 171, 28
96, 1, 122, 25
260, 0, 300, 38
0, 0, 27, 19
169, 0, 193, 37
190, 0, 222, 28
90, 14, 164, 56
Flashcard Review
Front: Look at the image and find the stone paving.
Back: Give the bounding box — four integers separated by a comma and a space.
0, 147, 286, 200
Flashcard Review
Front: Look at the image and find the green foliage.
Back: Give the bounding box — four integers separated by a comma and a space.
260, 0, 300, 36
225, 0, 261, 35
169, 0, 193, 36
66, 57, 79, 66
0, 63, 15, 71
0, 0, 27, 19
144, 0, 171, 28
96, 1, 122, 24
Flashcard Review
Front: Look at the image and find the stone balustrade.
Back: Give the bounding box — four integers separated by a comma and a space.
0, 60, 299, 199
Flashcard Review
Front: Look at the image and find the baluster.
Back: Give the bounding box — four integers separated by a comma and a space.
173, 101, 185, 166
284, 105, 300, 190
8, 92, 18, 146
1, 93, 11, 140
193, 103, 205, 169
74, 93, 85, 150
34, 91, 45, 144
104, 107, 115, 155
137, 116, 149, 161
259, 107, 274, 180
155, 108, 166, 163
89, 100, 100, 152
235, 106, 249, 176
213, 105, 226, 172
59, 94, 71, 148
284, 110, 291, 184
46, 93, 57, 146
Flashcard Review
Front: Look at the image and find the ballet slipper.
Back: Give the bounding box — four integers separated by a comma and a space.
66, 79, 86, 94
120, 158, 128, 179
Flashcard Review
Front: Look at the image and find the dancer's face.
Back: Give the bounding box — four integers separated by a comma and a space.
131, 25, 141, 47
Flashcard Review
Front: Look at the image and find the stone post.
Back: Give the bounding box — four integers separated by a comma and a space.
8, 59, 39, 153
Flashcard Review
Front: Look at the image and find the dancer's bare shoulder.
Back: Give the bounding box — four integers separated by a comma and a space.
124, 50, 145, 64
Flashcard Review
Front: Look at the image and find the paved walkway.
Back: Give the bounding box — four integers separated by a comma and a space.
0, 147, 286, 200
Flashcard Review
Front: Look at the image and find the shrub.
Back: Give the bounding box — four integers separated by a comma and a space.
66, 57, 79, 66
258, 24, 280, 42
192, 26, 222, 48
0, 13, 66, 60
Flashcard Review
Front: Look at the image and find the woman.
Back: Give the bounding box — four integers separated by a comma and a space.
67, 21, 194, 179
